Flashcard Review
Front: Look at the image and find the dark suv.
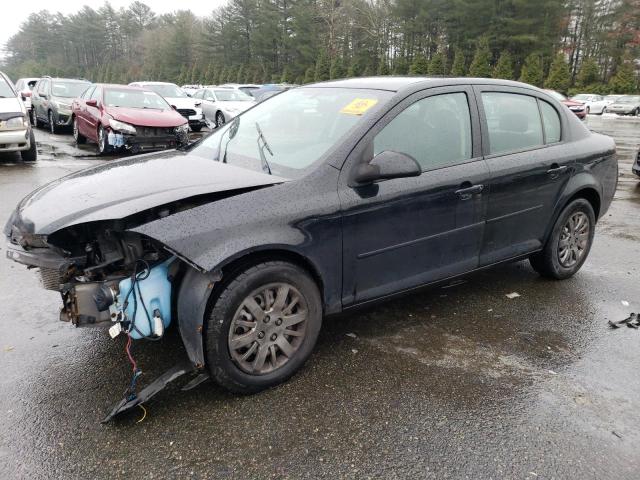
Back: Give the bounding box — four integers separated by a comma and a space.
31, 77, 92, 133
5, 77, 617, 420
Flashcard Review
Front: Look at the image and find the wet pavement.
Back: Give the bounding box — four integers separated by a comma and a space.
0, 117, 639, 479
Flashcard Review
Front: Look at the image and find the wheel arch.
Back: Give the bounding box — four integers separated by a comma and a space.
544, 184, 601, 245
174, 246, 328, 369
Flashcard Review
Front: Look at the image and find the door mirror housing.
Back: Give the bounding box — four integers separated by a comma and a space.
350, 150, 421, 186
86, 99, 98, 107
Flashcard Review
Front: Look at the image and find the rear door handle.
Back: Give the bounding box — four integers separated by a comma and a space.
455, 184, 484, 200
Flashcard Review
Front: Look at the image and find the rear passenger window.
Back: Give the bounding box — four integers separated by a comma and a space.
481, 92, 544, 154
374, 92, 472, 171
539, 100, 561, 143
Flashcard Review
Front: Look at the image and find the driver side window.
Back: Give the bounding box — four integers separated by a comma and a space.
373, 92, 472, 171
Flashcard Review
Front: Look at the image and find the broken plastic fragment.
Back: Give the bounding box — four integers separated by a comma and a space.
505, 292, 521, 299
621, 300, 629, 307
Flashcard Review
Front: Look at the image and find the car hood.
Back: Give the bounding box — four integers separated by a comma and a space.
8, 151, 289, 236
609, 103, 636, 108
0, 97, 25, 116
104, 106, 187, 127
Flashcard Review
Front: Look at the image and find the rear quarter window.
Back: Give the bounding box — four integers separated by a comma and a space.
539, 101, 561, 144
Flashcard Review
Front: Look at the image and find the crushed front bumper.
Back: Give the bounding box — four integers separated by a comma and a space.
0, 128, 30, 152
107, 131, 185, 153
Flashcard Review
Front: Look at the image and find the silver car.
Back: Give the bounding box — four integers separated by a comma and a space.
606, 95, 640, 116
31, 77, 92, 133
193, 87, 256, 127
0, 71, 36, 161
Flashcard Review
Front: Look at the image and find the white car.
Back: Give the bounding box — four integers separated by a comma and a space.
129, 81, 206, 131
0, 71, 36, 161
13, 77, 39, 110
570, 94, 608, 114
181, 84, 202, 97
192, 87, 256, 127
217, 83, 263, 98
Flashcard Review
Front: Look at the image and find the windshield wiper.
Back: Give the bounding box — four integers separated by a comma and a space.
255, 121, 273, 175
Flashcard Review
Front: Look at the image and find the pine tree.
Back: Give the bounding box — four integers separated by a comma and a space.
450, 49, 466, 76
377, 57, 390, 75
303, 66, 315, 84
469, 37, 492, 78
577, 58, 600, 88
409, 53, 429, 75
544, 54, 570, 93
236, 64, 245, 83
609, 54, 636, 93
393, 58, 408, 75
361, 63, 373, 76
519, 53, 544, 87
314, 50, 331, 81
330, 56, 345, 79
428, 51, 446, 76
281, 65, 293, 83
492, 51, 514, 79
347, 60, 361, 77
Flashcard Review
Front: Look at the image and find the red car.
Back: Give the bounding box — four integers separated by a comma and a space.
544, 89, 587, 120
71, 84, 190, 155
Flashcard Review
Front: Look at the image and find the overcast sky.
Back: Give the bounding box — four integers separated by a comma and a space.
2, 1, 227, 52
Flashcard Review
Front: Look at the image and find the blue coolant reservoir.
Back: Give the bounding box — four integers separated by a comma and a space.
117, 257, 174, 340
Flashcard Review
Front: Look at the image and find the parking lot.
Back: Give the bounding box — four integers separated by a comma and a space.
0, 115, 639, 479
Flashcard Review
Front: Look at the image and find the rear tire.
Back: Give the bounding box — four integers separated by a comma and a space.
20, 130, 37, 162
191, 125, 202, 132
205, 261, 322, 394
31, 108, 42, 128
529, 198, 595, 279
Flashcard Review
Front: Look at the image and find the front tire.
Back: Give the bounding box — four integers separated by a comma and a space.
48, 111, 58, 134
97, 125, 111, 155
73, 116, 86, 144
205, 261, 322, 394
31, 108, 42, 128
529, 198, 595, 279
215, 112, 226, 128
20, 130, 37, 162
191, 125, 203, 132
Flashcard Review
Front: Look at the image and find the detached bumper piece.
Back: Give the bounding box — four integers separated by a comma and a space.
102, 360, 208, 423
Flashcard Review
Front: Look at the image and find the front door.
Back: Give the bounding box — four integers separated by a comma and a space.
474, 87, 575, 265
340, 87, 489, 305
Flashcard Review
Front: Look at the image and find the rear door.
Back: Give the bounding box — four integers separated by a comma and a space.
340, 86, 489, 305
474, 86, 575, 265
75, 85, 95, 137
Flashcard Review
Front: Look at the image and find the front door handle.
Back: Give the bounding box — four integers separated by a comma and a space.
455, 184, 484, 200
547, 164, 568, 177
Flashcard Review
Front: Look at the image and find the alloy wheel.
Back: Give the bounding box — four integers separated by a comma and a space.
228, 283, 308, 375
98, 127, 106, 153
73, 118, 79, 141
48, 112, 55, 134
216, 112, 225, 128
558, 211, 590, 268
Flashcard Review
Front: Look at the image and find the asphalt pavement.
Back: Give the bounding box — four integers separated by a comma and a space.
0, 116, 639, 479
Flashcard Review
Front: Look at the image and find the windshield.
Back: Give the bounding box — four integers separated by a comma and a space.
104, 89, 170, 109
190, 87, 392, 178
214, 89, 254, 102
145, 84, 187, 98
0, 77, 15, 97
572, 94, 591, 101
52, 81, 90, 98
618, 96, 640, 104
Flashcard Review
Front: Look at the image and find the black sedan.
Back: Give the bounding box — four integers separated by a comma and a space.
4, 77, 617, 420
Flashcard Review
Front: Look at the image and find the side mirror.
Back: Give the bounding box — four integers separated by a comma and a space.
350, 150, 421, 186
186, 93, 192, 97
86, 99, 98, 107
171, 105, 177, 110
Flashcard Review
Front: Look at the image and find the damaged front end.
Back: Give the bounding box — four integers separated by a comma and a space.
107, 122, 189, 154
5, 216, 206, 421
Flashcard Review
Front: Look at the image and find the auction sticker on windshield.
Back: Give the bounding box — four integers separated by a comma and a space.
340, 98, 378, 115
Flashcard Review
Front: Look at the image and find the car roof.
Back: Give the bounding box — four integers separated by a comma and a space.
47, 77, 91, 83
130, 81, 177, 86
308, 76, 538, 92
97, 83, 148, 91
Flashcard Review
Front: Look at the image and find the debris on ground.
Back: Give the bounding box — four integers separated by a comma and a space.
505, 292, 521, 299
3, 346, 14, 352
608, 313, 638, 329
621, 300, 630, 307
345, 333, 357, 338
612, 431, 623, 439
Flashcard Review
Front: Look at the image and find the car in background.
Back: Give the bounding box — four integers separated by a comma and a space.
0, 71, 36, 161
218, 83, 263, 98
606, 95, 640, 116
570, 94, 608, 114
129, 82, 206, 131
252, 83, 297, 102
192, 87, 256, 127
181, 84, 202, 96
14, 77, 39, 111
633, 147, 640, 178
544, 89, 586, 119
71, 84, 189, 155
603, 94, 624, 106
31, 77, 92, 133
